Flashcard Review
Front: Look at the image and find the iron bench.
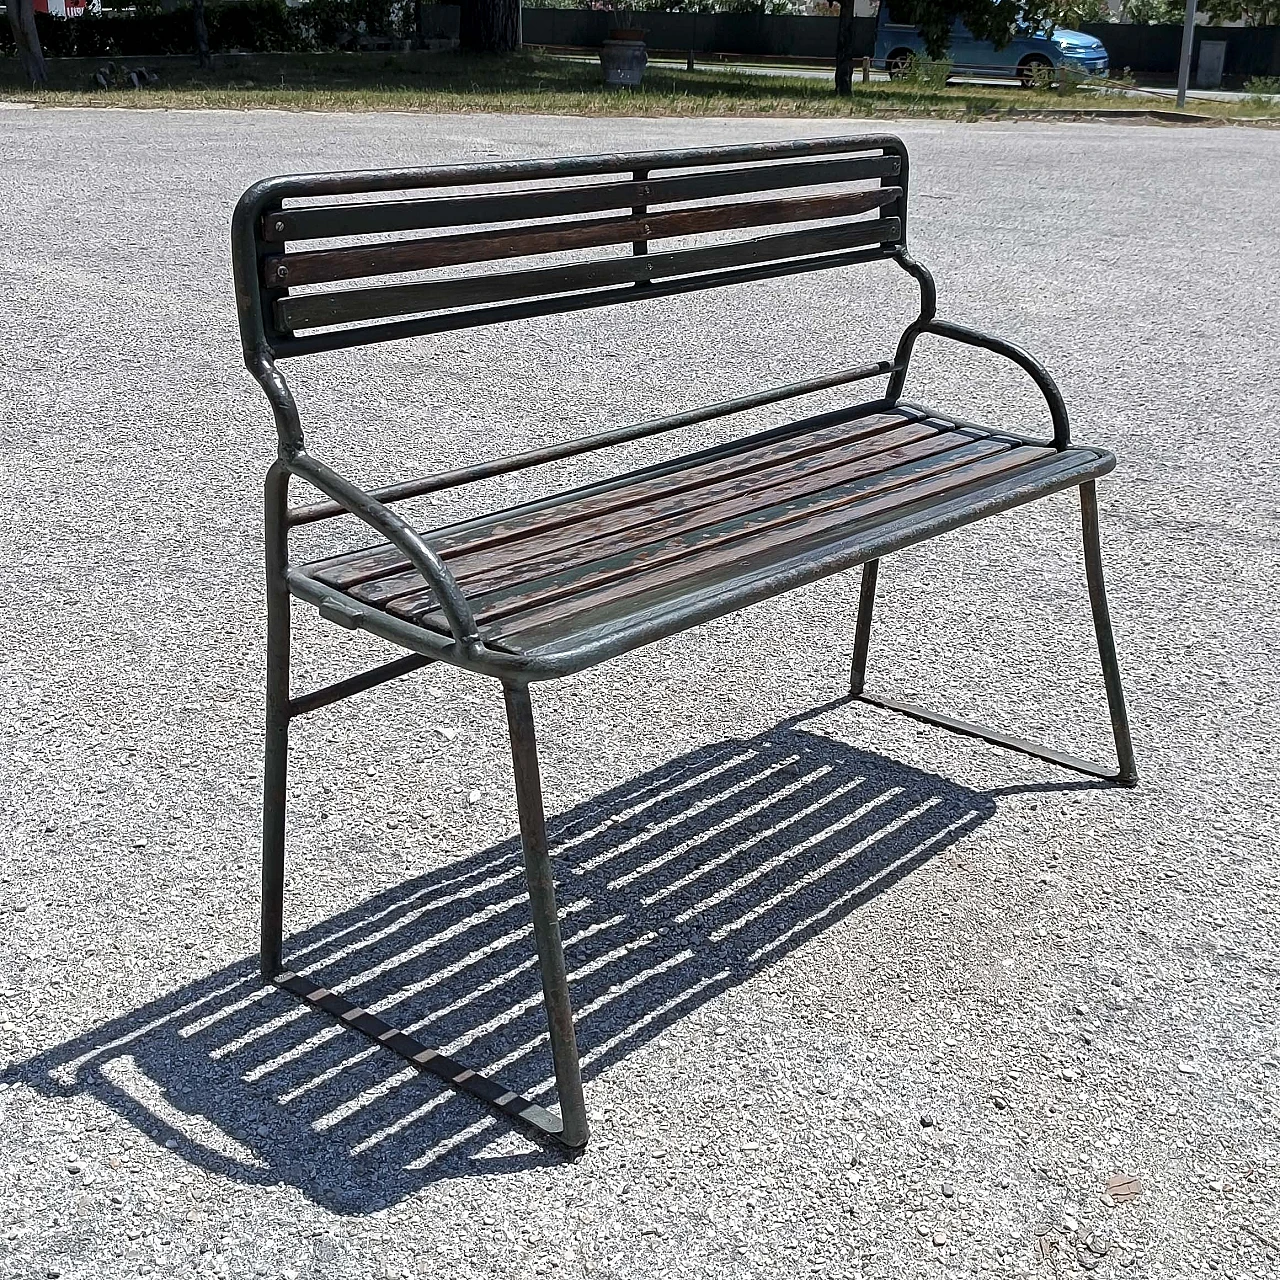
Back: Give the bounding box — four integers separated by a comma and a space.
231, 134, 1136, 1154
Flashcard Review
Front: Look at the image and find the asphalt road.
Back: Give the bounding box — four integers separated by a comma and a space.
1, 107, 1278, 1280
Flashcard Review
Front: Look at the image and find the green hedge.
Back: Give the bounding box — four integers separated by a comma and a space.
0, 0, 415, 58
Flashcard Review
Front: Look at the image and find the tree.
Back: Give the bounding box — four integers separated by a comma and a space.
459, 0, 520, 52
1119, 0, 1182, 20
840, 0, 1060, 78
6, 0, 48, 87
1200, 0, 1280, 20
1049, 0, 1110, 24
193, 0, 212, 69
835, 0, 860, 94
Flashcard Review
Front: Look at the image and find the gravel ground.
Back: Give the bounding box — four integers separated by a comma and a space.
0, 107, 1278, 1280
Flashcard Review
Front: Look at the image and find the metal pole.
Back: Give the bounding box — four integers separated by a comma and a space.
503, 683, 590, 1149
1175, 0, 1197, 109
261, 462, 292, 980
849, 560, 879, 697
1079, 482, 1139, 787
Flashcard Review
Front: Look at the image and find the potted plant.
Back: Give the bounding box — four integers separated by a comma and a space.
596, 4, 647, 87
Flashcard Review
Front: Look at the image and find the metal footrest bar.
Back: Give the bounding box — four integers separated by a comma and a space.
273, 969, 583, 1149
288, 652, 435, 719
852, 691, 1128, 783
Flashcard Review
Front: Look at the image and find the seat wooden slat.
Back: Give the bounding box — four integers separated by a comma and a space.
310, 409, 920, 592
352, 423, 958, 617
480, 445, 1053, 646
276, 217, 901, 331
267, 189, 902, 288
291, 402, 1104, 675
390, 438, 1035, 634
262, 153, 902, 244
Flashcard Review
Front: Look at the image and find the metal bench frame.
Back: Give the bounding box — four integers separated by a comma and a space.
231, 136, 1136, 1154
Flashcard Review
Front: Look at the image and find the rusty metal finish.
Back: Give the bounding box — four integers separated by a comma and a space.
233, 135, 1138, 1157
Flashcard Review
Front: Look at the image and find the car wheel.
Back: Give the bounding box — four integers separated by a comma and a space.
886, 49, 914, 80
1018, 54, 1054, 89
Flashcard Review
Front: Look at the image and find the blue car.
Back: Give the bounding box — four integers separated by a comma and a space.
875, 2, 1109, 86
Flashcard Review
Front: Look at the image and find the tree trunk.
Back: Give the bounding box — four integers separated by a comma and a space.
459, 0, 520, 53
6, 0, 48, 88
834, 0, 857, 96
192, 0, 212, 69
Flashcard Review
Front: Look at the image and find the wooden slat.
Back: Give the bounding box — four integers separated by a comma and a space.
276, 244, 896, 353
262, 153, 902, 244
267, 189, 902, 287
392, 441, 1037, 634
277, 217, 901, 330
359, 423, 943, 606
358, 426, 963, 619
481, 446, 1053, 645
309, 411, 918, 591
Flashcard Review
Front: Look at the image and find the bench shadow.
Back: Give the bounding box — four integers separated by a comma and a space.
12, 711, 996, 1211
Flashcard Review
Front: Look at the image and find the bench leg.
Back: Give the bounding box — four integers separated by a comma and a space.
502, 682, 591, 1150
256, 481, 587, 1149
849, 481, 1138, 786
1080, 480, 1139, 785
259, 690, 589, 1151
261, 469, 291, 982
849, 557, 879, 699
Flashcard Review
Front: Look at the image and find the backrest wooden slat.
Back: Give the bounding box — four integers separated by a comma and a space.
280, 244, 895, 357
233, 136, 911, 355
261, 153, 901, 245
277, 217, 902, 332
267, 188, 902, 289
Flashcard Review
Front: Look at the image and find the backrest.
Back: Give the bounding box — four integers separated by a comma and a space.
232, 136, 908, 361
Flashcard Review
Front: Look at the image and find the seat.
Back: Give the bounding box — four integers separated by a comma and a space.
293, 403, 1114, 675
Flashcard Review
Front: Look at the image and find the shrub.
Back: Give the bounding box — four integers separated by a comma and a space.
0, 0, 416, 59
1050, 0, 1111, 23
1119, 0, 1182, 22
904, 53, 951, 89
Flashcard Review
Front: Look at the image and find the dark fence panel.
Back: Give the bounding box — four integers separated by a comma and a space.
518, 8, 874, 62
8, 3, 1278, 81
513, 10, 1279, 78
1079, 22, 1280, 80
418, 4, 460, 40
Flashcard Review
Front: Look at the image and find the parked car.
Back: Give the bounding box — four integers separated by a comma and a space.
874, 1, 1109, 86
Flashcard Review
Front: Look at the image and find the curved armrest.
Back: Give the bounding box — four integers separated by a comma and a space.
925, 320, 1070, 450
288, 452, 481, 649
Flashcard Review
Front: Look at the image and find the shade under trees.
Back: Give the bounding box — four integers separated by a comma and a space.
459, 0, 521, 53
6, 0, 47, 86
